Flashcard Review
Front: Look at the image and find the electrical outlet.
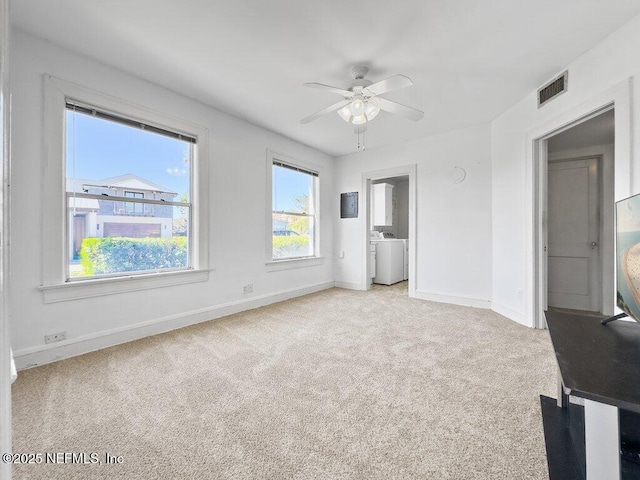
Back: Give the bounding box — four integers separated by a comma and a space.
242, 283, 253, 294
45, 331, 67, 344
517, 290, 523, 301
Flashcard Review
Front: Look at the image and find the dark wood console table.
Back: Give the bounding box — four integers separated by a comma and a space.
542, 310, 640, 480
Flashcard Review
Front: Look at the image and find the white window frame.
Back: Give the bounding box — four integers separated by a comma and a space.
124, 191, 145, 215
265, 149, 323, 271
39, 76, 210, 303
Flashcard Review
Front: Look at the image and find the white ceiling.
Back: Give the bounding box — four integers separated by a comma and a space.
11, 1, 640, 157
547, 109, 615, 153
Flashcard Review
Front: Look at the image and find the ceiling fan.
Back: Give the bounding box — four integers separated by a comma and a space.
300, 66, 424, 131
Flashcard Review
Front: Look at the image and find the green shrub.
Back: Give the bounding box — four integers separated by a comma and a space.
80, 237, 188, 275
272, 235, 310, 259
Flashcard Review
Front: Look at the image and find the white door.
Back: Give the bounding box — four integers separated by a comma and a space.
547, 158, 600, 312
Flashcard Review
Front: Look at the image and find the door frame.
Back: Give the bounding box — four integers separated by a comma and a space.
361, 164, 417, 296
528, 80, 632, 329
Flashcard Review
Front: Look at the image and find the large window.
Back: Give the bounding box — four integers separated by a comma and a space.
40, 77, 209, 302
271, 160, 318, 260
66, 102, 193, 280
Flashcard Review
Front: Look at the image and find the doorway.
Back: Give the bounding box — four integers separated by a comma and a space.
543, 109, 615, 317
361, 165, 417, 297
370, 176, 409, 293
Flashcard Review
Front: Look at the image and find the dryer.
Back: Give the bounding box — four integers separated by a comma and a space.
371, 238, 404, 285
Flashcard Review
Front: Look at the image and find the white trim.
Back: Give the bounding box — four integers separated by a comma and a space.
361, 164, 417, 298
39, 268, 210, 304
265, 149, 323, 265
265, 256, 324, 272
0, 0, 11, 477
15, 281, 335, 370
42, 76, 210, 298
414, 289, 492, 309
527, 79, 632, 329
334, 281, 365, 291
491, 301, 528, 326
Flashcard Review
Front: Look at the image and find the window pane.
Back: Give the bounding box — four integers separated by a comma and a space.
124, 191, 144, 214
272, 165, 313, 214
66, 107, 193, 279
66, 109, 191, 202
272, 213, 314, 259
68, 197, 189, 278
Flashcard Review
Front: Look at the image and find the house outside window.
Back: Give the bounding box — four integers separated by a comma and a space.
271, 159, 318, 260
66, 102, 193, 279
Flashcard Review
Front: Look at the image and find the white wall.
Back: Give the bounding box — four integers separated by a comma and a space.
10, 30, 335, 367
492, 13, 640, 326
334, 123, 493, 307
13, 9, 640, 372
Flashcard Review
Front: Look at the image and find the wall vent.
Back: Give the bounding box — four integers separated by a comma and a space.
537, 71, 568, 108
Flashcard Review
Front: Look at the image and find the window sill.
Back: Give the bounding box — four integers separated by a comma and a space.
39, 268, 211, 304
265, 256, 324, 272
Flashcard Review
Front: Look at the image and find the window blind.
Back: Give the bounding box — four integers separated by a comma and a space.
273, 160, 318, 177
66, 101, 197, 144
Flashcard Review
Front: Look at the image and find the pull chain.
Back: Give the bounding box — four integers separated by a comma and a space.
356, 126, 366, 151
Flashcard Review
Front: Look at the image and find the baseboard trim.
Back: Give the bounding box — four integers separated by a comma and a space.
491, 301, 529, 327
413, 290, 491, 309
334, 281, 365, 291
14, 281, 335, 370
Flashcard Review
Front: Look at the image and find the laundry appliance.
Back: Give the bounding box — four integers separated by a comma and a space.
370, 232, 404, 285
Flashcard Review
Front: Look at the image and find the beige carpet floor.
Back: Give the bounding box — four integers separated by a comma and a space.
11, 283, 557, 479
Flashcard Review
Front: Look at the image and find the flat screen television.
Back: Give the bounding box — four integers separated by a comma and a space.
606, 193, 640, 324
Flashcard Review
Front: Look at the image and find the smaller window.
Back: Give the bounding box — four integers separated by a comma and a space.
124, 191, 144, 214
271, 161, 318, 260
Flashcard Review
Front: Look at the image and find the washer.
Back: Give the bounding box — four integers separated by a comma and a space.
371, 238, 404, 285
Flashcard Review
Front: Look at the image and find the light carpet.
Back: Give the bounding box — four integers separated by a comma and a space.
11, 283, 557, 479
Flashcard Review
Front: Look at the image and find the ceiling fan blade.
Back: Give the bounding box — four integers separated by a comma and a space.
300, 99, 351, 124
375, 97, 424, 121
363, 74, 414, 97
303, 82, 354, 98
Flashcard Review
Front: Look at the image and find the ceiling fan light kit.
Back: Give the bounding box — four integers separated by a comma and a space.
301, 66, 424, 150
337, 95, 380, 125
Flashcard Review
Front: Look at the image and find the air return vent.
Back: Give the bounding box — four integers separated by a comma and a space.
537, 71, 568, 108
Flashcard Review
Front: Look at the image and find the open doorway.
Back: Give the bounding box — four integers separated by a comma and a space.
543, 109, 615, 317
361, 165, 417, 297
528, 81, 630, 329
370, 176, 409, 292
